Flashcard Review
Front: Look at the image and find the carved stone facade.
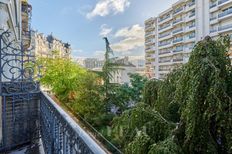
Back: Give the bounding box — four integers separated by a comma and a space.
31, 32, 71, 58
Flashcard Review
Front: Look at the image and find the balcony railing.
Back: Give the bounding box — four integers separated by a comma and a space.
218, 24, 232, 31
173, 38, 183, 44
189, 24, 195, 28
210, 3, 217, 8
189, 13, 195, 18
0, 29, 109, 154
218, 0, 229, 5
210, 29, 217, 33
159, 50, 171, 55
159, 24, 171, 31
159, 41, 171, 47
210, 16, 217, 21
159, 15, 171, 22
173, 7, 184, 15
173, 47, 183, 53
173, 28, 183, 34
188, 1, 195, 7
173, 18, 183, 25
189, 34, 195, 39
218, 8, 232, 18
159, 68, 170, 71
159, 33, 171, 39
159, 59, 172, 63
173, 58, 183, 62
40, 92, 107, 154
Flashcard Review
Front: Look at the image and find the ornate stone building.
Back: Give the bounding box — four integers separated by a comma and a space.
31, 32, 71, 58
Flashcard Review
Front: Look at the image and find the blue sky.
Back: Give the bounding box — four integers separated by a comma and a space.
29, 0, 176, 59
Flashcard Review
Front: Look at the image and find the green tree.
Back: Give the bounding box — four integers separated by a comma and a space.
38, 57, 87, 101
173, 36, 232, 153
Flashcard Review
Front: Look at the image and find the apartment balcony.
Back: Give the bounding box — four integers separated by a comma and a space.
173, 7, 184, 16
210, 16, 217, 21
173, 28, 183, 35
158, 41, 173, 50
173, 58, 184, 63
173, 37, 183, 44
210, 28, 218, 33
159, 68, 170, 72
188, 1, 195, 7
145, 39, 155, 45
218, 24, 232, 33
173, 18, 183, 25
209, 3, 217, 9
146, 49, 155, 54
158, 14, 171, 23
0, 30, 111, 154
145, 31, 155, 38
218, 0, 232, 7
159, 59, 172, 63
159, 50, 172, 56
159, 32, 173, 41
158, 23, 172, 31
186, 24, 196, 32
173, 46, 184, 53
218, 8, 232, 20
159, 32, 171, 38
189, 13, 195, 18
159, 41, 172, 47
145, 25, 155, 31
185, 34, 195, 43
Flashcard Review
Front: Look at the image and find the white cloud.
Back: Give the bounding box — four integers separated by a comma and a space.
99, 24, 112, 37
87, 0, 130, 19
111, 24, 145, 52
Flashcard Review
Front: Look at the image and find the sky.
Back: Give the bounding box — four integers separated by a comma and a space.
29, 0, 177, 60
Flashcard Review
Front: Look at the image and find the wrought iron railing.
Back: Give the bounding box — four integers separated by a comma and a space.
40, 92, 107, 154
0, 29, 109, 153
0, 30, 41, 152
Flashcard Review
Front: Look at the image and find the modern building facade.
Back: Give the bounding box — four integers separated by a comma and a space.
145, 0, 232, 79
31, 32, 71, 58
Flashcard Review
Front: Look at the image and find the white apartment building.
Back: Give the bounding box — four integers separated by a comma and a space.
145, 0, 232, 79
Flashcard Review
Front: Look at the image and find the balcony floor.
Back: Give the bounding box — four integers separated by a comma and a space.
9, 140, 44, 154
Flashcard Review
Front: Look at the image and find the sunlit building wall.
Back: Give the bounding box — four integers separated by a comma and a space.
145, 0, 232, 79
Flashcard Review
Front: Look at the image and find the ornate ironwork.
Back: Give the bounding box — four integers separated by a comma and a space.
40, 92, 106, 154
0, 29, 40, 152
0, 29, 106, 153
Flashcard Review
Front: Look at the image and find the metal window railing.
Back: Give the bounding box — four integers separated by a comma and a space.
218, 0, 229, 5
173, 38, 183, 43
210, 29, 217, 33
40, 92, 108, 154
159, 15, 171, 22
188, 1, 195, 7
218, 24, 232, 31
210, 3, 217, 8
159, 33, 171, 39
174, 47, 183, 52
159, 24, 171, 31
173, 28, 183, 34
173, 7, 184, 15
218, 8, 232, 18
173, 18, 183, 24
